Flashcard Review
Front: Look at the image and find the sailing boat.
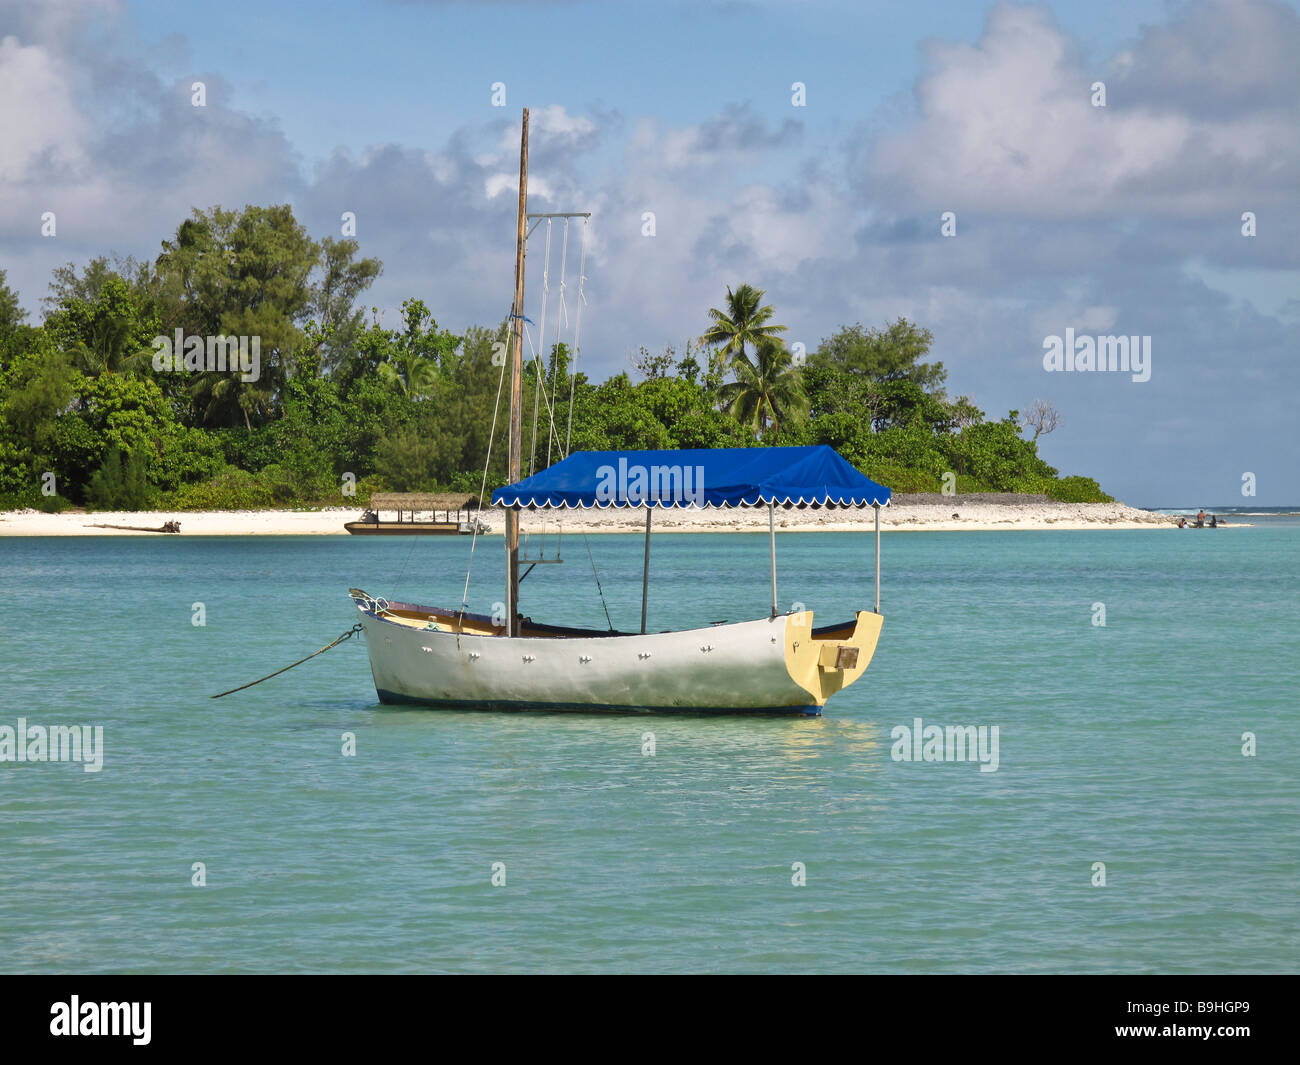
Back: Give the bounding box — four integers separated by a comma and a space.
348, 108, 891, 715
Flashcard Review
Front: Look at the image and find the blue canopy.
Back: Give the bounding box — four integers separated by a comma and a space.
492, 446, 891, 509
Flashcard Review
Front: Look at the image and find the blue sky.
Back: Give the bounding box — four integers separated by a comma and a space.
125, 0, 1174, 168
1, 0, 1297, 505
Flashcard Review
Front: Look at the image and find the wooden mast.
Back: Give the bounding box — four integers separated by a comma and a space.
506, 108, 528, 638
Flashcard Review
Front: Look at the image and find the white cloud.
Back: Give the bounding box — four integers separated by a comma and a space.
484, 172, 555, 201
867, 1, 1300, 217
0, 34, 90, 182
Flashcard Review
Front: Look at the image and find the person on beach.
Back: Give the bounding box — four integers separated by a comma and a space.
1210, 514, 1218, 528
1194, 509, 1205, 527
1177, 516, 1187, 528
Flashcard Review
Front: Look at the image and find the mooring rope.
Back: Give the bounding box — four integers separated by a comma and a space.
210, 624, 365, 698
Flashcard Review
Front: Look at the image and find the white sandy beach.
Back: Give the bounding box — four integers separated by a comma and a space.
0, 500, 1212, 536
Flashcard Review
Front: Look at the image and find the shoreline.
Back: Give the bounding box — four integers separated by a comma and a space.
0, 502, 1243, 536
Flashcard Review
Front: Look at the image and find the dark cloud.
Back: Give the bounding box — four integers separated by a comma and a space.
1109, 0, 1300, 118
692, 103, 803, 154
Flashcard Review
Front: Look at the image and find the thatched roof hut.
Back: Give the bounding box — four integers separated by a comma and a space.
369, 492, 477, 513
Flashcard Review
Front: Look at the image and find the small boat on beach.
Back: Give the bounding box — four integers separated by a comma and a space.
346, 493, 486, 535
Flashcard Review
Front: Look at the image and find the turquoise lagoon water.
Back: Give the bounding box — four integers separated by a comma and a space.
0, 523, 1295, 973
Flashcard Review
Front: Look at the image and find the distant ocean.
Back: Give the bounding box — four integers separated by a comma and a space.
1, 524, 1296, 973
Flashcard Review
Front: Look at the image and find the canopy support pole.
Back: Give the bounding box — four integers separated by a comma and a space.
769, 502, 778, 618
874, 502, 881, 614
640, 508, 652, 634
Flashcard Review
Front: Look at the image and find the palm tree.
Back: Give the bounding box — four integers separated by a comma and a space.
67, 306, 155, 378
191, 370, 272, 431
716, 337, 807, 437
378, 353, 438, 399
700, 283, 787, 372
68, 312, 131, 376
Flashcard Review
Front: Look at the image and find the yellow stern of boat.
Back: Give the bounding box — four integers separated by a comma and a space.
783, 610, 884, 707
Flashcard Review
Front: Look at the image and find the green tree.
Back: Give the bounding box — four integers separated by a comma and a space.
0, 329, 75, 503
44, 256, 134, 311
957, 412, 1057, 491
310, 236, 383, 369
374, 422, 458, 490
154, 204, 320, 428
0, 333, 75, 441
5, 243, 1121, 509
453, 321, 518, 485
86, 446, 152, 510
44, 275, 160, 377
715, 337, 807, 436
631, 344, 676, 380
368, 299, 460, 400
0, 269, 25, 355
813, 319, 946, 392
267, 351, 350, 486
676, 352, 701, 385
945, 394, 984, 475
700, 283, 787, 373
802, 362, 881, 424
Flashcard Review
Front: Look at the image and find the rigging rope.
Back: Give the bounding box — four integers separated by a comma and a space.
520, 321, 567, 466
546, 217, 570, 470
528, 219, 553, 477
459, 322, 512, 627
460, 216, 598, 624
564, 217, 589, 458
583, 532, 615, 631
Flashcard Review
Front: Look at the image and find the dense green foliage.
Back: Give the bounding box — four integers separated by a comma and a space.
0, 205, 1111, 510
87, 446, 150, 510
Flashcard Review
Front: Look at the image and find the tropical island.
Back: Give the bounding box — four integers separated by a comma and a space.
1, 203, 1119, 524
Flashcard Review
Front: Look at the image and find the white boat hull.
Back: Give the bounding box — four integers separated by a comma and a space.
351, 593, 883, 715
